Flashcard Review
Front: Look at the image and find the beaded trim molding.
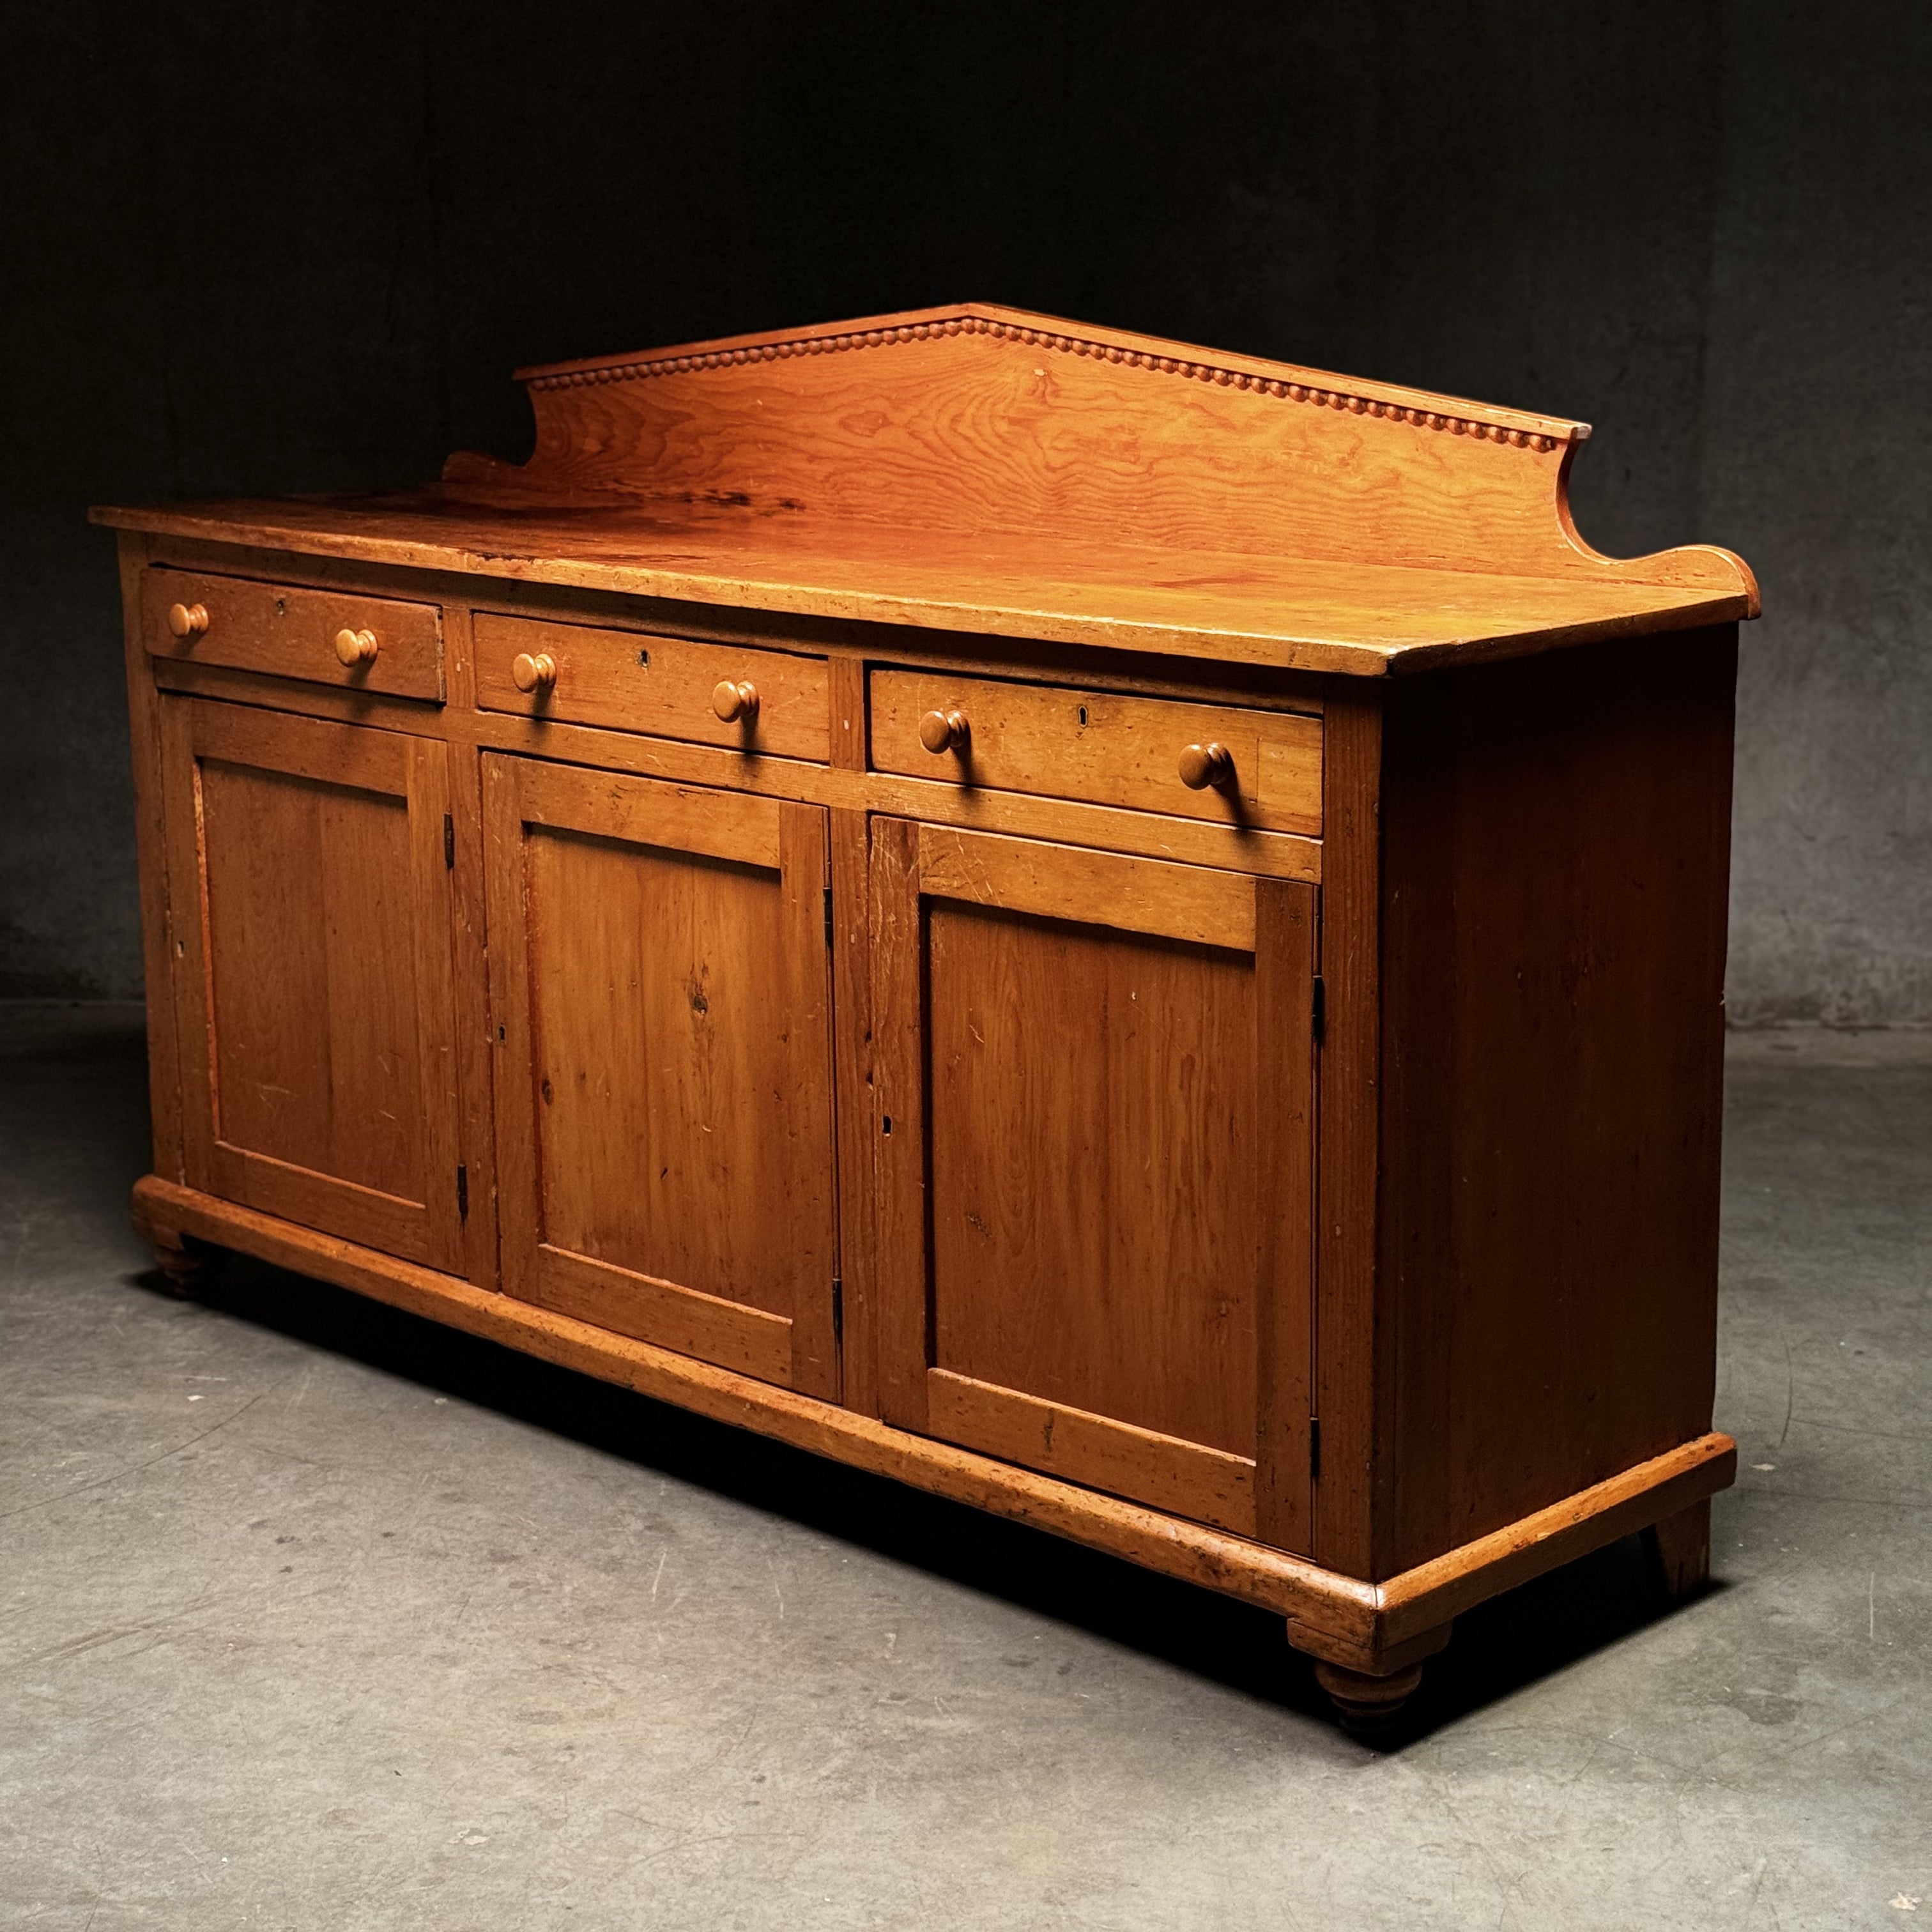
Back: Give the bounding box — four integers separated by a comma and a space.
525, 314, 1569, 454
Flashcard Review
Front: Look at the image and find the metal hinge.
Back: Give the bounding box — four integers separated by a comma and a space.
831, 1276, 844, 1342
1311, 974, 1326, 1045
823, 884, 834, 948
1309, 1416, 1321, 1480
443, 813, 456, 870
456, 1163, 469, 1220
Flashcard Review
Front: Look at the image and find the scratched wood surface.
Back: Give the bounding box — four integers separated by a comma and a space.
158, 699, 464, 1272
109, 305, 1751, 1722
94, 303, 1758, 678
869, 667, 1323, 835
871, 820, 1315, 1542
483, 757, 838, 1397
97, 498, 1752, 677
143, 564, 444, 701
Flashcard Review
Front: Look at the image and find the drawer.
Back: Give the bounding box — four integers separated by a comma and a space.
144, 571, 443, 702
869, 670, 1323, 837
475, 614, 829, 762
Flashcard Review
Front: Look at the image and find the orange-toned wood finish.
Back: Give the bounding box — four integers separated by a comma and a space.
101, 305, 1751, 1731
868, 668, 1323, 836
474, 612, 830, 760
144, 566, 444, 701
482, 758, 838, 1397
870, 822, 1315, 1544
157, 700, 464, 1271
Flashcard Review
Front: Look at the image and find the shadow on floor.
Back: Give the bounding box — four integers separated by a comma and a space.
136, 1248, 1703, 1748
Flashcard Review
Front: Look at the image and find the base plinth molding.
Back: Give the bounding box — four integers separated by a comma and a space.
127, 1173, 1738, 1728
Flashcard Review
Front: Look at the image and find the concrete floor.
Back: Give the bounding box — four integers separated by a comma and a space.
2, 1006, 1927, 1929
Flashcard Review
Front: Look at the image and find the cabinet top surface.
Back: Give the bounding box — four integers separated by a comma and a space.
95, 302, 1757, 678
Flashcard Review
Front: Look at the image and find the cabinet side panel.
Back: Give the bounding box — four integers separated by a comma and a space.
1380, 627, 1737, 1575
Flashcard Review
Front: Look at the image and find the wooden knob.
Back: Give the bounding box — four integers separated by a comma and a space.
1178, 742, 1234, 790
712, 679, 760, 723
918, 708, 969, 755
167, 601, 210, 639
333, 626, 379, 668
511, 651, 556, 694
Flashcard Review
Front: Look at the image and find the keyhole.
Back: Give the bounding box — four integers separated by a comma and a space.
636, 648, 650, 666
1077, 705, 1088, 726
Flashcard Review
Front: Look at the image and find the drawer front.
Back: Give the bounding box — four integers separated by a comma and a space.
475, 614, 830, 762
869, 670, 1322, 837
145, 571, 443, 702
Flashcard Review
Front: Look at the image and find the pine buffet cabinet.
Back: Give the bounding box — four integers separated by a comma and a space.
98, 305, 1754, 1730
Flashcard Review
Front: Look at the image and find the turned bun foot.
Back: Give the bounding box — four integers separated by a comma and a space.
148, 1230, 218, 1298
1314, 1659, 1427, 1735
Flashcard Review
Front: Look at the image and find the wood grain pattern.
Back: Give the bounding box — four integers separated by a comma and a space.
1373, 629, 1738, 1575
922, 900, 1264, 1529
109, 303, 1752, 1708
482, 756, 837, 1395
924, 901, 1259, 1457
510, 754, 781, 868
145, 657, 1323, 882
439, 304, 1752, 615
916, 824, 1256, 950
870, 668, 1323, 834
828, 807, 875, 1413
1374, 1432, 1737, 1648
874, 769, 1320, 884
827, 655, 867, 773
873, 817, 1315, 1541
528, 1246, 793, 1386
474, 612, 829, 760
867, 816, 928, 1433
143, 566, 443, 701
158, 698, 464, 1271
98, 496, 1754, 679
438, 636, 501, 1290
927, 1370, 1257, 1537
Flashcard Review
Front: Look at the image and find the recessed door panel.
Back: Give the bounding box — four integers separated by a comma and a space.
160, 700, 464, 1269
873, 820, 1315, 1547
484, 756, 838, 1397
928, 903, 1259, 1452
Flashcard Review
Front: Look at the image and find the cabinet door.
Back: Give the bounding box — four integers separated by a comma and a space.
872, 821, 1315, 1547
483, 756, 838, 1399
159, 700, 464, 1270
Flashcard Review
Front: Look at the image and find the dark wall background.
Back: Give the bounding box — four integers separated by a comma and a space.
4, 1, 1928, 1023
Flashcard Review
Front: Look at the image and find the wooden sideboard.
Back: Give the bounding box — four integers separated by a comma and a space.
96, 303, 1753, 1731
